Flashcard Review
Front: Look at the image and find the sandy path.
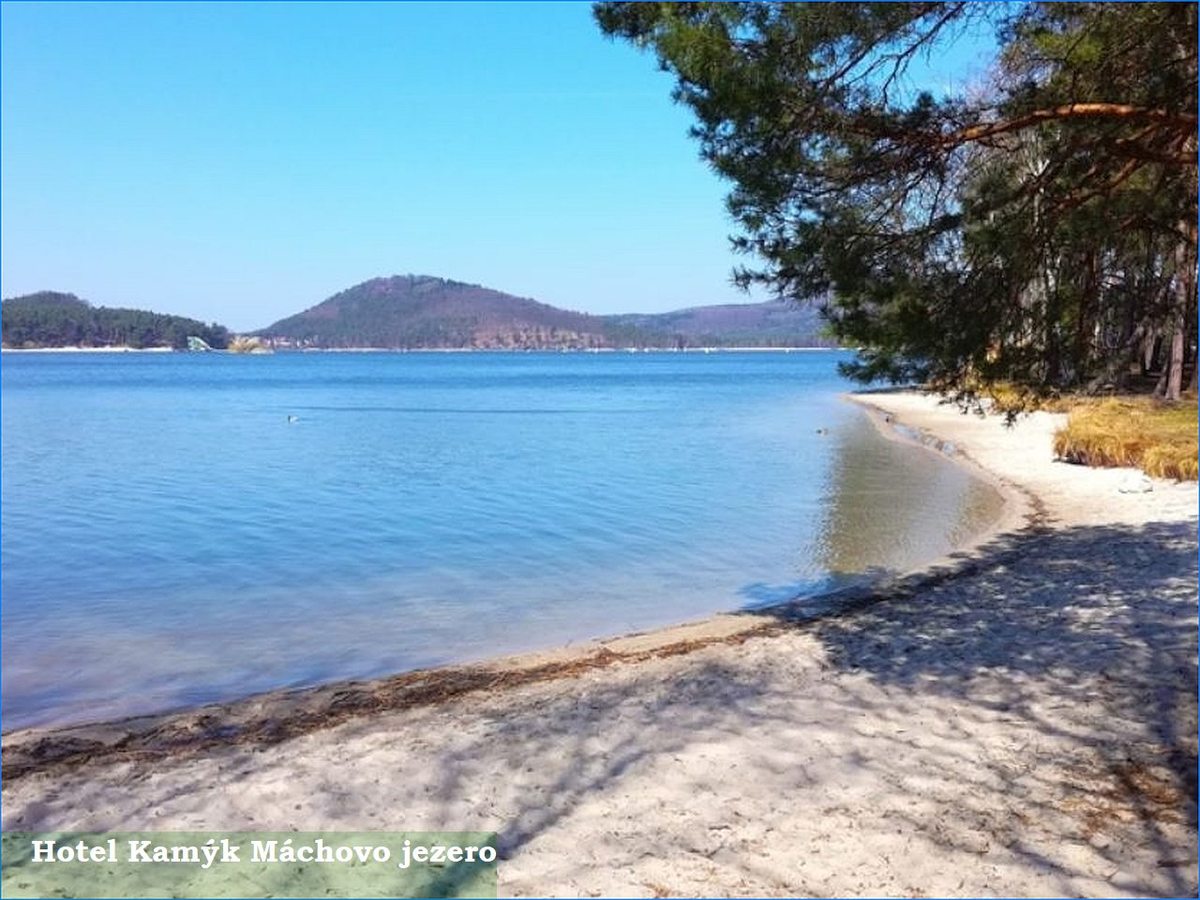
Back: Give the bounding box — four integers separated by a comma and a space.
4, 392, 1196, 897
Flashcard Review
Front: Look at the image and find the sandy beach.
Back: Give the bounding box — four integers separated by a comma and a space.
3, 391, 1196, 897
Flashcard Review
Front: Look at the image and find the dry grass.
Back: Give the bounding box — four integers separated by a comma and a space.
984, 382, 1077, 415
1053, 397, 1198, 480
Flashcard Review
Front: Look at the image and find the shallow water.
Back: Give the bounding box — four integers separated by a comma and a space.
1, 351, 1002, 728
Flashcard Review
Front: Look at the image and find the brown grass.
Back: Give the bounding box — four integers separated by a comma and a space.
1053, 397, 1198, 480
984, 382, 1077, 415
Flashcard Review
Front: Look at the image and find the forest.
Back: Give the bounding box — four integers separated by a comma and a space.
596, 2, 1197, 407
1, 292, 230, 350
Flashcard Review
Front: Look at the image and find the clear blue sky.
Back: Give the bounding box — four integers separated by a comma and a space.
1, 2, 997, 331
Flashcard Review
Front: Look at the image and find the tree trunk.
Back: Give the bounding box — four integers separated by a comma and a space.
1143, 330, 1157, 374
1163, 225, 1196, 401
1073, 249, 1096, 386
1166, 325, 1184, 400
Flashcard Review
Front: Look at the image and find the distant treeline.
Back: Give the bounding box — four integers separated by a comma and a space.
1, 292, 230, 350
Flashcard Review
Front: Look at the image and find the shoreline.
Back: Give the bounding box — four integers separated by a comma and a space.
1, 393, 1030, 776
0, 345, 176, 353
1, 345, 841, 354
849, 391, 1038, 546
4, 389, 1196, 897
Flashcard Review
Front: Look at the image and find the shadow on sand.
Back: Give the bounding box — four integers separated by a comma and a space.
367, 516, 1196, 894
3, 516, 1196, 895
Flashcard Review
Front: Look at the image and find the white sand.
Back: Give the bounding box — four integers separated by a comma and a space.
4, 392, 1196, 897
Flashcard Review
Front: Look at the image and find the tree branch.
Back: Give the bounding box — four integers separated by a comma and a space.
943, 103, 1199, 150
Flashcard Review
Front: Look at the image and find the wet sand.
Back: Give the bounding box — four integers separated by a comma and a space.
3, 390, 1196, 897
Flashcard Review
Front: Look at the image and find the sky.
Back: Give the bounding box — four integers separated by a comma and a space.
1, 2, 998, 332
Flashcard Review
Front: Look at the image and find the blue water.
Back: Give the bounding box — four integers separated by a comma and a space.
1, 351, 1000, 729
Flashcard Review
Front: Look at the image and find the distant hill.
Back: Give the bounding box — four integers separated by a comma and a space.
608, 300, 832, 348
257, 275, 833, 349
257, 276, 621, 350
1, 292, 230, 350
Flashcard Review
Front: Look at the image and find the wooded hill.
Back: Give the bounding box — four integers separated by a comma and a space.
3, 281, 833, 351
256, 275, 832, 349
1, 292, 230, 350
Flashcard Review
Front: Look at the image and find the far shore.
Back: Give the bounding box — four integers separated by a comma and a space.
292, 345, 843, 353
1, 344, 842, 354
3, 390, 1196, 898
0, 345, 176, 353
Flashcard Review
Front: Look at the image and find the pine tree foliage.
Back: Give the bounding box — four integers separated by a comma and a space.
595, 1, 1197, 403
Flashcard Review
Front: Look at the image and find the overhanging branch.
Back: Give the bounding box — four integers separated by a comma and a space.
943, 103, 1199, 153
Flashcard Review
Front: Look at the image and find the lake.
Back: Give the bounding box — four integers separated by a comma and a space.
1, 350, 1002, 729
